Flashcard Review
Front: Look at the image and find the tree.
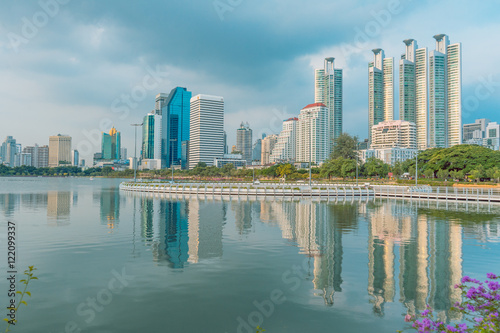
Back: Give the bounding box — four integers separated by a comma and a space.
436, 169, 449, 180
363, 158, 389, 178
331, 133, 358, 160
277, 164, 293, 179
424, 169, 434, 179
341, 159, 357, 179
391, 162, 403, 178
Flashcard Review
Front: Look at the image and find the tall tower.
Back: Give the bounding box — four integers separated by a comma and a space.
369, 49, 394, 144
400, 39, 429, 150
315, 58, 343, 151
101, 127, 121, 160
161, 87, 192, 168
429, 35, 448, 148
400, 39, 417, 124
189, 94, 224, 169
236, 122, 253, 163
49, 134, 72, 167
447, 41, 462, 147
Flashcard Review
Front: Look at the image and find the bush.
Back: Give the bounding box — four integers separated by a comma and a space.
404, 273, 499, 332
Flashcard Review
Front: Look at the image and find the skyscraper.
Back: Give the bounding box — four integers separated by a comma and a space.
368, 49, 394, 144
398, 39, 429, 150
24, 144, 50, 168
71, 150, 79, 166
142, 112, 162, 160
429, 34, 462, 148
101, 127, 121, 160
252, 139, 262, 163
189, 94, 224, 169
49, 135, 72, 167
261, 134, 278, 165
1, 136, 17, 166
236, 122, 252, 163
297, 103, 329, 164
270, 117, 298, 164
315, 58, 343, 151
161, 87, 192, 168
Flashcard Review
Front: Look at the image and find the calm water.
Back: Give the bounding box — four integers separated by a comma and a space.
0, 177, 499, 333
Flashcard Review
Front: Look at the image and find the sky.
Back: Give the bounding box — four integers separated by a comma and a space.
0, 0, 499, 162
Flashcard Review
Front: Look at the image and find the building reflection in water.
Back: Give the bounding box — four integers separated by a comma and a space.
139, 196, 225, 269
0, 193, 19, 217
259, 200, 353, 306
367, 201, 463, 321
47, 191, 71, 226
100, 187, 120, 229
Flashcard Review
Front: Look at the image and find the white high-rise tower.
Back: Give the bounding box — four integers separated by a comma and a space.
315, 58, 343, 151
189, 94, 225, 169
368, 49, 394, 144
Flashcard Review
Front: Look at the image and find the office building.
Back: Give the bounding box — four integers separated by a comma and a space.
101, 127, 121, 160
236, 122, 253, 163
315, 57, 343, 151
20, 153, 32, 166
189, 94, 225, 169
371, 120, 417, 149
484, 122, 500, 150
429, 34, 462, 148
252, 139, 262, 163
369, 49, 394, 144
23, 144, 49, 168
214, 154, 247, 168
49, 135, 72, 167
120, 148, 128, 160
270, 117, 298, 163
160, 87, 192, 168
463, 119, 490, 144
296, 103, 329, 165
142, 112, 162, 161
261, 134, 278, 165
155, 93, 169, 115
359, 147, 417, 165
223, 131, 228, 155
1, 136, 17, 166
71, 150, 79, 166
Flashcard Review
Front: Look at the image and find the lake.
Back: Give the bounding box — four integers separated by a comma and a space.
0, 177, 499, 333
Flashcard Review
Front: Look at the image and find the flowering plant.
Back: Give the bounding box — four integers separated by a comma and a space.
403, 273, 499, 332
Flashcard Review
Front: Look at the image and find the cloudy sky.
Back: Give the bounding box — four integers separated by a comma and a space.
1, 0, 499, 161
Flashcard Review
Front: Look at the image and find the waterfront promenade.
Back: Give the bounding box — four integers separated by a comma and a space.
119, 182, 500, 204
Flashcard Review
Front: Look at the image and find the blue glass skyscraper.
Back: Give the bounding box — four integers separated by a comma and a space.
161, 87, 192, 168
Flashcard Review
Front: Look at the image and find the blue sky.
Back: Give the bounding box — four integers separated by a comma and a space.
0, 0, 499, 161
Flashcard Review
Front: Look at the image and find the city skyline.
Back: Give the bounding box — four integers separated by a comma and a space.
0, 1, 499, 162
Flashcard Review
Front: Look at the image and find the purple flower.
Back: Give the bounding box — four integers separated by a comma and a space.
487, 273, 497, 279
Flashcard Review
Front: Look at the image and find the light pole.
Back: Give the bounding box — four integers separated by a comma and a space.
356, 142, 359, 186
415, 150, 419, 186
170, 138, 178, 183
309, 127, 312, 187
131, 123, 143, 182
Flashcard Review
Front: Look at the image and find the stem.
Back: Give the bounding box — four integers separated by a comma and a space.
5, 275, 31, 333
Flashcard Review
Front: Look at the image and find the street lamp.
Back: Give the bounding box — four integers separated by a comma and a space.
356, 142, 360, 186
309, 126, 312, 187
170, 138, 178, 183
415, 149, 419, 186
131, 123, 143, 182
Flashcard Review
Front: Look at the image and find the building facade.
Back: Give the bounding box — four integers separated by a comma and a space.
261, 134, 278, 165
296, 103, 329, 165
49, 135, 72, 167
315, 57, 342, 151
270, 117, 298, 163
429, 34, 462, 148
142, 112, 162, 161
1, 136, 17, 166
160, 87, 192, 168
369, 49, 394, 144
189, 94, 225, 169
101, 127, 121, 160
371, 120, 417, 149
236, 122, 253, 163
